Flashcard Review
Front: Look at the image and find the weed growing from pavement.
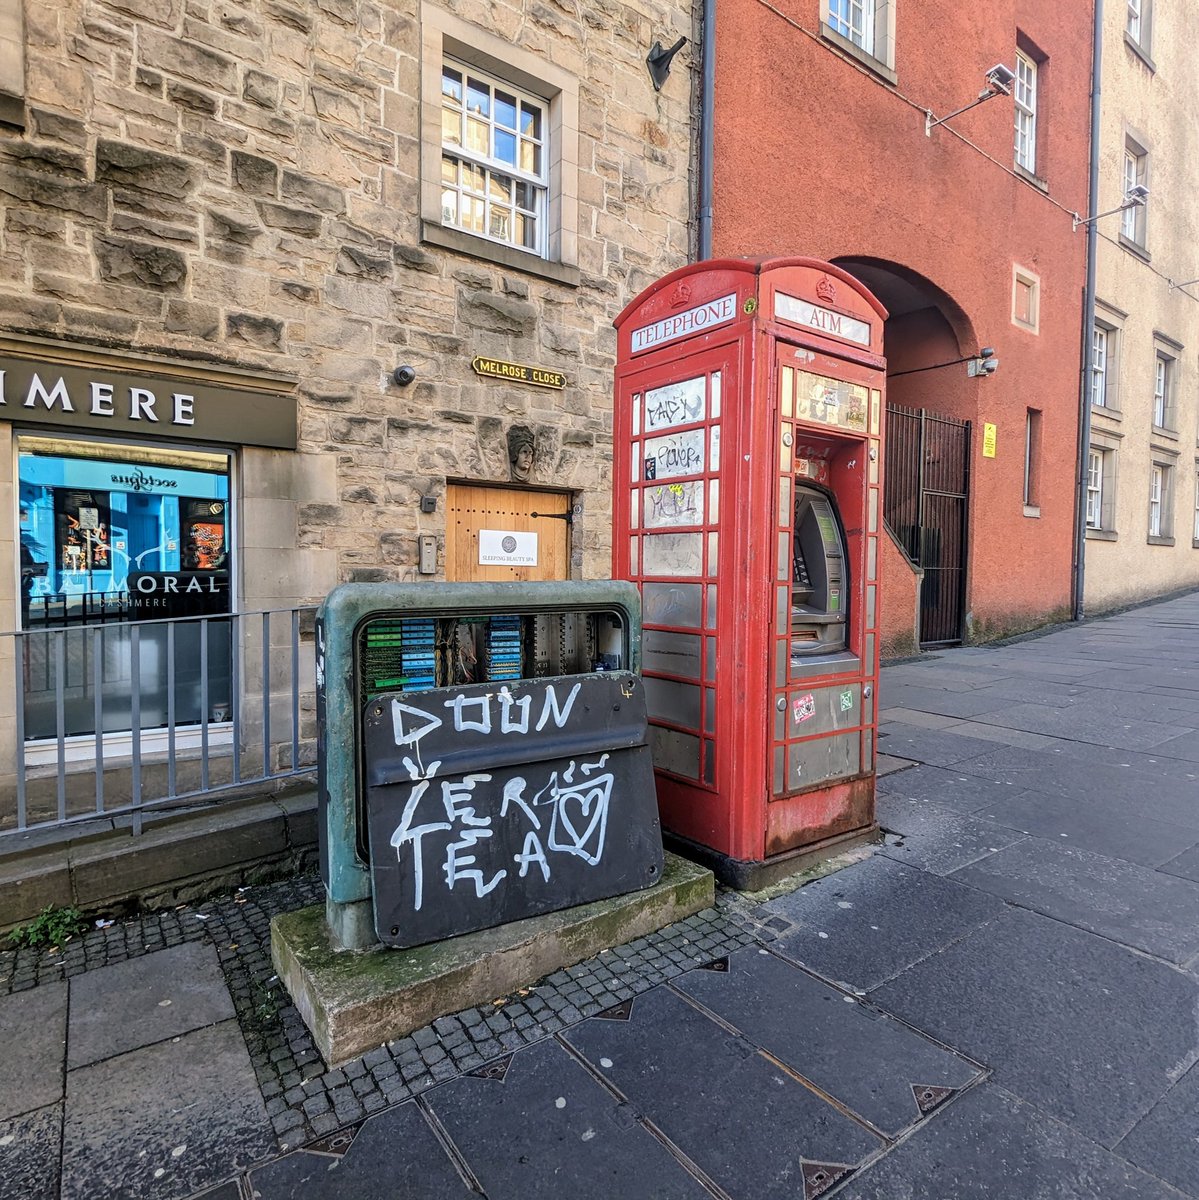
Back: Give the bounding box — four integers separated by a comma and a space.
8, 904, 87, 951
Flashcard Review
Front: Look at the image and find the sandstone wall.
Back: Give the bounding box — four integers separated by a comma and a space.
0, 0, 697, 604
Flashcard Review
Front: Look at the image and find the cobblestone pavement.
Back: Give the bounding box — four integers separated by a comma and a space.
0, 870, 783, 1159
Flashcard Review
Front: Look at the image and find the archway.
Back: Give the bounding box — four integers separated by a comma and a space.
833, 259, 981, 648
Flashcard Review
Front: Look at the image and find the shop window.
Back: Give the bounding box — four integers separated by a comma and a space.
419, 1, 579, 283
17, 435, 233, 742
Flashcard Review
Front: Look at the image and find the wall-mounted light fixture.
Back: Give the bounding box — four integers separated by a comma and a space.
967, 347, 1000, 377
889, 347, 999, 379
925, 64, 1015, 136
646, 36, 687, 91
1072, 184, 1148, 232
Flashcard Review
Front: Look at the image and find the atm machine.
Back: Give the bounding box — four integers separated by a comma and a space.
612, 258, 888, 887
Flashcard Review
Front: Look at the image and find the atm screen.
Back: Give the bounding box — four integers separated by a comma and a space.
791, 486, 848, 659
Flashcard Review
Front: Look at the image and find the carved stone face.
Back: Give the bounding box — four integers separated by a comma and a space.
508, 426, 535, 481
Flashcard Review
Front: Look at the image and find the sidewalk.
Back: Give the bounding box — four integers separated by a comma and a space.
4, 592, 1199, 1199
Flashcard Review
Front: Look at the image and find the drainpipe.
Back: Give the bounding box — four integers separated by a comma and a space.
1072, 0, 1103, 621
697, 0, 715, 259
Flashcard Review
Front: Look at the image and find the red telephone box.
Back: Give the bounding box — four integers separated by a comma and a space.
612, 258, 888, 887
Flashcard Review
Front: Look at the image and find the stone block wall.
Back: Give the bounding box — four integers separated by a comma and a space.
0, 0, 697, 597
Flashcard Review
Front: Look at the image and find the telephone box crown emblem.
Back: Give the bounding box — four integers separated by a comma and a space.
669, 281, 693, 308
816, 275, 838, 304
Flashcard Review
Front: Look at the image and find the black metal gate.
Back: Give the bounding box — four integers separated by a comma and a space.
884, 404, 971, 647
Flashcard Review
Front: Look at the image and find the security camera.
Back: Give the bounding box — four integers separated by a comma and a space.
1123, 183, 1149, 206
393, 365, 417, 386
985, 63, 1016, 94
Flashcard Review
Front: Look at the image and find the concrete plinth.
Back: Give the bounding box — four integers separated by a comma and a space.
271, 852, 715, 1067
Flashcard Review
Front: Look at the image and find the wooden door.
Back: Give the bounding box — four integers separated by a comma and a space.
445, 484, 571, 582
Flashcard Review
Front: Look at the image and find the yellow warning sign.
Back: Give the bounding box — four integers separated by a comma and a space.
982, 422, 997, 458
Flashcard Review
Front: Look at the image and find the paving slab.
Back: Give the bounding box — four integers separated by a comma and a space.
426, 1038, 710, 1200
952, 747, 1199, 823
673, 947, 981, 1137
68, 941, 234, 1069
875, 685, 1013, 718
949, 839, 1199, 963
563, 986, 882, 1199
837, 1084, 1188, 1200
1117, 1062, 1199, 1196
61, 1019, 273, 1200
248, 1101, 472, 1200
872, 907, 1199, 1146
183, 1185, 241, 1200
972, 703, 1193, 751
876, 795, 1026, 875
0, 1102, 61, 1200
876, 725, 1002, 767
976, 790, 1199, 869
877, 764, 1029, 815
0, 982, 66, 1120
763, 856, 1007, 991
1158, 844, 1199, 884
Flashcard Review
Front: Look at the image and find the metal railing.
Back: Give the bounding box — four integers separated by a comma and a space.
2, 606, 318, 843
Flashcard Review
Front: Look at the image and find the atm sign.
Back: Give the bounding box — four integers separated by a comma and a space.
631, 293, 738, 353
775, 293, 872, 347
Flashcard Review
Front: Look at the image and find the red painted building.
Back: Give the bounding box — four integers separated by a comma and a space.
709, 0, 1094, 648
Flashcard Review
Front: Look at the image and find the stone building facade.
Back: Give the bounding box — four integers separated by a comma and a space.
0, 0, 695, 817
1084, 0, 1199, 611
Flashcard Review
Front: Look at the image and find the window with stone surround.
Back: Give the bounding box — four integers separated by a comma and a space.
419, 2, 579, 285
1148, 461, 1172, 540
1127, 0, 1153, 58
1153, 349, 1174, 430
821, 0, 896, 76
0, 0, 24, 129
1121, 141, 1148, 248
1011, 266, 1039, 333
440, 62, 547, 256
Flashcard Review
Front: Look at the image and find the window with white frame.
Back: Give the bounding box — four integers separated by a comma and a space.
1153, 352, 1172, 428
828, 0, 876, 54
1193, 469, 1199, 543
1126, 0, 1152, 51
1127, 0, 1142, 39
1090, 326, 1109, 408
440, 62, 547, 256
1086, 450, 1103, 528
1014, 52, 1037, 174
1121, 143, 1147, 244
1086, 445, 1117, 533
822, 0, 894, 68
1148, 464, 1171, 537
418, 2, 580, 279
